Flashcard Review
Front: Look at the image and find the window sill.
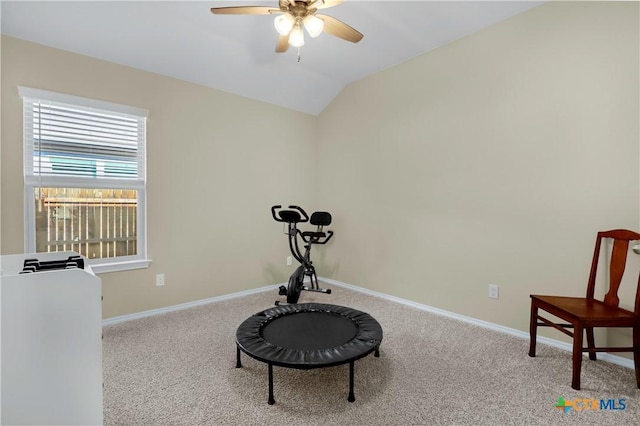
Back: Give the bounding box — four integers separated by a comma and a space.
91, 259, 152, 274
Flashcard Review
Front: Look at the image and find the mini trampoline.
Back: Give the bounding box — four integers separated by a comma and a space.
236, 303, 383, 405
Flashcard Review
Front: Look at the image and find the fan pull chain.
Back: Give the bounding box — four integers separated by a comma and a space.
297, 46, 301, 63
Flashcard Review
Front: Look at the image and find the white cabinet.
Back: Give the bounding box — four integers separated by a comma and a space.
1, 252, 103, 425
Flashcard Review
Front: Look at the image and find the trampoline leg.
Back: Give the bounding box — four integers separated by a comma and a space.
348, 361, 355, 402
375, 345, 380, 358
236, 346, 242, 368
268, 364, 275, 405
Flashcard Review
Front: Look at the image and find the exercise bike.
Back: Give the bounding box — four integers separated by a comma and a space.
271, 205, 333, 305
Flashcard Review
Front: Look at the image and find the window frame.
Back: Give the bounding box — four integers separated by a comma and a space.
20, 86, 151, 273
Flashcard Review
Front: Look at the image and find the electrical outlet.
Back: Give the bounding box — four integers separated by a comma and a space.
286, 256, 292, 266
488, 284, 499, 299
156, 273, 165, 286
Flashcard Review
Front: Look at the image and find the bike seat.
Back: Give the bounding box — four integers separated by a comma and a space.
277, 210, 304, 223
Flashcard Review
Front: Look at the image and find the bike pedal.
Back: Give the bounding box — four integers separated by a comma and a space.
278, 285, 287, 296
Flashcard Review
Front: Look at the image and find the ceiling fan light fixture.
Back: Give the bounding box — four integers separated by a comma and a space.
211, 1, 363, 57
288, 24, 305, 47
303, 15, 324, 38
274, 13, 295, 36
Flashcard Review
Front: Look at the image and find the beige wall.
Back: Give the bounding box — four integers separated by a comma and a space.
316, 0, 640, 345
2, 1, 639, 343
1, 36, 317, 318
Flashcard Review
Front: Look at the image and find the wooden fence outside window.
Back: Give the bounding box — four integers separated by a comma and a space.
35, 188, 137, 259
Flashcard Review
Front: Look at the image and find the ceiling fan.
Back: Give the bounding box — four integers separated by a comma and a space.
210, 0, 363, 53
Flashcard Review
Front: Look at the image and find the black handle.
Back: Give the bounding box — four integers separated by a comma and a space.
320, 230, 334, 245
288, 205, 309, 222
271, 205, 282, 222
313, 230, 333, 245
300, 229, 334, 245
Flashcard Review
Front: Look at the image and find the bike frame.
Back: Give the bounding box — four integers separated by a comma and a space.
271, 205, 332, 304
286, 222, 321, 290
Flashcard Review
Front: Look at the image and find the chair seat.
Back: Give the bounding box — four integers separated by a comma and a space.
531, 295, 637, 326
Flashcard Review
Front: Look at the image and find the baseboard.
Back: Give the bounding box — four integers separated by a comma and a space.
101, 277, 635, 370
102, 283, 280, 326
319, 277, 636, 370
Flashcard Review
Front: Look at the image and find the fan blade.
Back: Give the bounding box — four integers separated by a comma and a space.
316, 14, 363, 43
276, 34, 290, 52
210, 6, 277, 15
313, 0, 344, 10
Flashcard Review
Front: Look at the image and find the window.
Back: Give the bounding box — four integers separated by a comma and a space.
20, 87, 150, 273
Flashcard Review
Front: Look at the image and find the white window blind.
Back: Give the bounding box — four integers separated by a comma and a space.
21, 89, 147, 188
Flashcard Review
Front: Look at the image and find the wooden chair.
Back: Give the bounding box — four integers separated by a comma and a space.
529, 229, 640, 390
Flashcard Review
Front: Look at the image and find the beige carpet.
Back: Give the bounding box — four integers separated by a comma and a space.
103, 285, 640, 425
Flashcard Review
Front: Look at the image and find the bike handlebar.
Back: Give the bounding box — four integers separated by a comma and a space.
300, 230, 334, 245
322, 230, 334, 245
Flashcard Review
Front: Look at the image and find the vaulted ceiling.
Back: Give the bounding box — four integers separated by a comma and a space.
1, 1, 543, 115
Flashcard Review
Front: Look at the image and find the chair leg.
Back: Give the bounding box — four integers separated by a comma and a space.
586, 327, 597, 361
528, 300, 538, 357
572, 324, 583, 390
633, 325, 640, 389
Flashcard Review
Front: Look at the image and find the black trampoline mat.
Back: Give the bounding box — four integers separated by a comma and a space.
236, 303, 383, 369
261, 311, 358, 351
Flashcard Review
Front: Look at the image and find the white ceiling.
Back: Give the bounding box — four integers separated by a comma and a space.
1, 1, 543, 115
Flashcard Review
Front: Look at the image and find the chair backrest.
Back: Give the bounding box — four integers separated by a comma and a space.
586, 229, 640, 313
310, 211, 332, 227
